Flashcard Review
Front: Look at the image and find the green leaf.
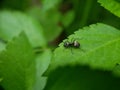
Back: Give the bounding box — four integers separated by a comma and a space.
47, 23, 120, 74
44, 66, 120, 90
28, 6, 75, 41
0, 32, 35, 90
0, 0, 31, 11
34, 49, 52, 90
0, 41, 6, 52
0, 11, 46, 47
42, 0, 61, 11
28, 7, 63, 42
61, 10, 75, 27
65, 0, 95, 34
98, 0, 120, 17
0, 78, 2, 82
44, 23, 120, 90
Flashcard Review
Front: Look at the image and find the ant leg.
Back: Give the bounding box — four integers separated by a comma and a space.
71, 37, 82, 43
70, 37, 82, 43
80, 47, 86, 53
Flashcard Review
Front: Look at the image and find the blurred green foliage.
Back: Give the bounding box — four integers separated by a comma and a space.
1, 0, 120, 37
0, 0, 120, 90
45, 66, 120, 90
0, 0, 31, 10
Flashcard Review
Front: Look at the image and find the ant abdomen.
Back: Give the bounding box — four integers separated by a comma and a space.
73, 41, 80, 48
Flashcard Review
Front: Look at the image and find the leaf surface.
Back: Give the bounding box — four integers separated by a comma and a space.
0, 11, 46, 47
34, 49, 52, 90
47, 23, 120, 73
98, 0, 120, 17
0, 32, 35, 90
44, 23, 120, 90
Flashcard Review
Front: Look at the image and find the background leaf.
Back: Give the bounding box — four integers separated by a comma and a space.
0, 39, 6, 52
61, 10, 75, 27
0, 32, 35, 90
41, 0, 61, 11
98, 0, 120, 17
28, 7, 62, 42
28, 6, 75, 42
44, 23, 120, 90
0, 0, 31, 11
0, 11, 46, 47
65, 0, 120, 35
0, 78, 2, 82
34, 49, 52, 90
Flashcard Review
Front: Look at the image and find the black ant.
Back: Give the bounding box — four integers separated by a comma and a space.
63, 38, 81, 54
64, 40, 80, 48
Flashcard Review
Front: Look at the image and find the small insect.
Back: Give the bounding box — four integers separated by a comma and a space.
63, 38, 81, 54
63, 39, 80, 48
